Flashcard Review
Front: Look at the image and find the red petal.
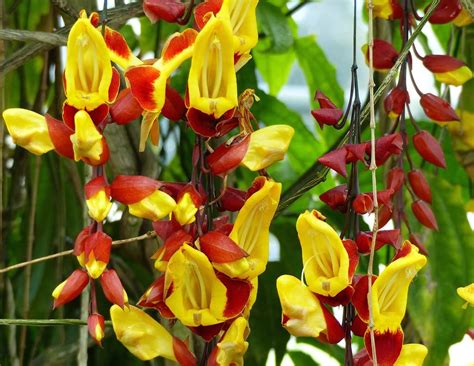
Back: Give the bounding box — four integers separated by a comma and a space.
366, 189, 394, 207
320, 184, 348, 212
105, 27, 134, 62
217, 273, 252, 318
314, 90, 338, 109
352, 275, 374, 322
318, 147, 348, 177
378, 205, 393, 229
352, 315, 368, 338
392, 240, 414, 261
85, 231, 112, 263
100, 269, 127, 308
387, 167, 405, 193
108, 67, 120, 103
143, 0, 186, 23
371, 39, 399, 70
53, 269, 89, 309
84, 176, 109, 199
110, 88, 143, 125
153, 230, 193, 261
409, 233, 429, 256
200, 231, 248, 263
353, 194, 374, 214
423, 54, 465, 73
207, 135, 250, 176
311, 108, 343, 128
218, 187, 247, 212
364, 328, 404, 366
153, 219, 182, 242
73, 225, 92, 257
138, 276, 175, 318
412, 200, 438, 230
384, 87, 409, 117
318, 305, 345, 344
125, 65, 162, 111
110, 175, 160, 204
420, 93, 459, 122
428, 0, 462, 24
45, 114, 74, 159
346, 143, 367, 163
187, 108, 238, 138
343, 239, 359, 279
194, 0, 223, 29
173, 337, 197, 366
162, 29, 197, 62
413, 130, 446, 168
162, 84, 186, 121
408, 169, 432, 203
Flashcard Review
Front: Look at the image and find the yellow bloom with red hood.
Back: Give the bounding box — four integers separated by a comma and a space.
70, 110, 107, 164
208, 317, 249, 366
65, 10, 118, 111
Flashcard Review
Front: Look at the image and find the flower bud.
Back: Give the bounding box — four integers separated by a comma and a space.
378, 205, 393, 229
311, 90, 343, 128
2, 108, 54, 155
88, 313, 105, 345
85, 176, 112, 222
413, 130, 446, 168
345, 143, 367, 163
353, 194, 374, 214
207, 135, 250, 176
240, 125, 294, 171
412, 200, 438, 230
387, 167, 405, 193
408, 169, 432, 203
110, 88, 143, 125
428, 0, 462, 24
52, 269, 89, 309
369, 133, 403, 166
100, 269, 129, 308
162, 85, 186, 122
384, 87, 409, 118
143, 0, 186, 23
420, 93, 460, 122
423, 55, 472, 86
356, 229, 401, 253
84, 231, 112, 279
362, 39, 399, 71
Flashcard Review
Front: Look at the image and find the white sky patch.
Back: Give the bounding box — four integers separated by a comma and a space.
269, 232, 281, 262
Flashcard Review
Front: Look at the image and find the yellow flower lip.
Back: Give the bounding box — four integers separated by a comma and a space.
65, 12, 113, 110
457, 283, 474, 307
70, 110, 104, 162
297, 210, 350, 297
188, 15, 238, 118
214, 317, 249, 366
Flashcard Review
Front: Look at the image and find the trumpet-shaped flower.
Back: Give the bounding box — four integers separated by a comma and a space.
65, 11, 119, 111
85, 176, 112, 222
297, 210, 350, 298
70, 110, 108, 164
2, 108, 54, 155
110, 305, 195, 362
276, 275, 344, 343
188, 15, 238, 118
207, 317, 249, 366
213, 177, 281, 279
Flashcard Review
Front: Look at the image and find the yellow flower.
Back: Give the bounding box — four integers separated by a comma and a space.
110, 305, 177, 361
394, 344, 428, 366
188, 15, 238, 118
457, 283, 474, 308
454, 8, 474, 27
276, 275, 328, 338
128, 190, 176, 222
2, 108, 54, 155
164, 244, 228, 327
434, 66, 472, 86
297, 210, 350, 297
372, 241, 427, 332
240, 125, 294, 171
173, 192, 198, 226
70, 111, 104, 162
213, 178, 281, 279
86, 189, 112, 222
65, 11, 114, 110
214, 317, 249, 366
447, 110, 474, 152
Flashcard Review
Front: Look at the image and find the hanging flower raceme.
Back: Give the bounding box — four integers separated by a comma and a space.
352, 241, 427, 365
85, 176, 112, 222
276, 275, 345, 344
110, 305, 196, 364
207, 317, 249, 366
423, 55, 473, 86
64, 10, 120, 112
110, 175, 177, 221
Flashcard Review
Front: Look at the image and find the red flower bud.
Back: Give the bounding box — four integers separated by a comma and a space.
413, 130, 446, 168
423, 54, 465, 73
420, 93, 459, 122
409, 233, 429, 256
428, 0, 462, 24
311, 90, 343, 128
162, 85, 186, 122
318, 147, 348, 177
378, 204, 393, 229
384, 87, 409, 118
353, 194, 374, 214
88, 313, 105, 345
412, 200, 438, 230
364, 39, 399, 71
84, 231, 112, 279
52, 269, 89, 309
218, 187, 247, 212
346, 143, 367, 164
408, 169, 432, 203
320, 184, 348, 212
199, 231, 248, 263
45, 114, 74, 159
110, 88, 143, 125
143, 0, 186, 23
207, 135, 250, 176
110, 175, 161, 204
100, 269, 128, 308
387, 167, 405, 193
367, 133, 404, 166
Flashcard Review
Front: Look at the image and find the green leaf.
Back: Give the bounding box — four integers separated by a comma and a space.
408, 176, 473, 366
257, 2, 294, 53
294, 35, 344, 107
289, 351, 319, 365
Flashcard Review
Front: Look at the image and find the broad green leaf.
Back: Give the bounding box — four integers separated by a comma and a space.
257, 2, 294, 53
408, 177, 473, 366
294, 35, 344, 107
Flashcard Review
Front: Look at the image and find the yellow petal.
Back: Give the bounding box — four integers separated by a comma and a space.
240, 125, 294, 171
434, 66, 473, 86
188, 15, 238, 118
164, 244, 228, 326
371, 0, 396, 19
276, 275, 327, 338
87, 189, 112, 222
394, 344, 428, 366
2, 108, 54, 155
110, 305, 176, 361
297, 210, 350, 297
85, 256, 107, 279
372, 241, 427, 332
454, 8, 474, 27
70, 110, 103, 162
173, 192, 198, 226
215, 317, 249, 366
214, 178, 281, 279
52, 280, 67, 299
457, 283, 474, 306
65, 14, 112, 110
128, 190, 176, 222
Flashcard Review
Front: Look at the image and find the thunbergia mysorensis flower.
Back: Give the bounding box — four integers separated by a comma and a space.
188, 15, 238, 119
85, 176, 112, 222
423, 55, 473, 86
64, 10, 119, 111
367, 0, 402, 20
207, 317, 249, 366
